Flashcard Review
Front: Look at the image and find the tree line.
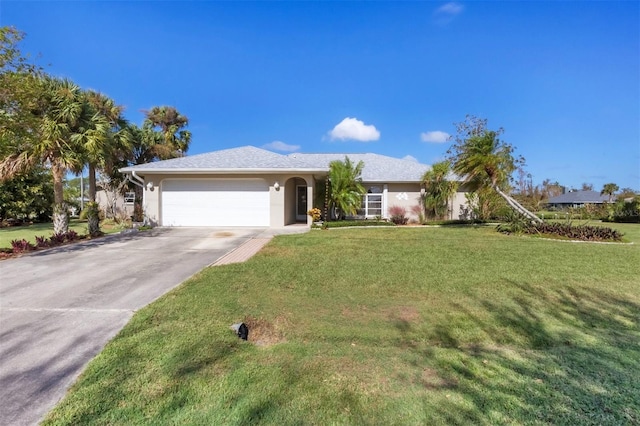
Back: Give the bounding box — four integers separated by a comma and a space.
0, 27, 191, 235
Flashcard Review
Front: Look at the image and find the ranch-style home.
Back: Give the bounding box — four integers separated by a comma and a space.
119, 146, 471, 228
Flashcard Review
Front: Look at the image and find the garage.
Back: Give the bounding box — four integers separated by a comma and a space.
161, 178, 270, 226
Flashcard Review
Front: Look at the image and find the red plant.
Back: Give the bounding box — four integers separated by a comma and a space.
11, 239, 35, 253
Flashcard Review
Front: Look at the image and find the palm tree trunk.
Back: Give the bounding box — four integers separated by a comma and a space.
51, 161, 69, 234
88, 163, 97, 202
493, 185, 543, 223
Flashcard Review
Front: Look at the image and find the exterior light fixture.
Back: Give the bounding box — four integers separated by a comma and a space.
146, 181, 154, 191
274, 182, 280, 191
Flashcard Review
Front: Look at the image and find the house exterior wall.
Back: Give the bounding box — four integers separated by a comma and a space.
96, 189, 135, 219
385, 183, 423, 222
359, 182, 473, 222
135, 172, 315, 227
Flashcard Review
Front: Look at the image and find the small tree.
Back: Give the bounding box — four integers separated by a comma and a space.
422, 160, 458, 220
447, 115, 542, 223
327, 156, 366, 220
601, 183, 619, 203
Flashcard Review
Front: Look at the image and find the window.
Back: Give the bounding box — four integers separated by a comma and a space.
124, 192, 135, 205
358, 186, 382, 217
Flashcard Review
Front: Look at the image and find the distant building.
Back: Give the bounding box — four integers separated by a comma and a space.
546, 190, 609, 209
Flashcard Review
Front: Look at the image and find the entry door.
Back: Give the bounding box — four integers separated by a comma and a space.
296, 186, 307, 221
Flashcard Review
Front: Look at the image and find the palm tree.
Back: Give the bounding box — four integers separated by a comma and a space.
448, 115, 542, 223
72, 90, 131, 235
422, 160, 458, 220
601, 183, 619, 203
143, 106, 191, 157
0, 76, 87, 234
81, 90, 129, 201
328, 156, 366, 220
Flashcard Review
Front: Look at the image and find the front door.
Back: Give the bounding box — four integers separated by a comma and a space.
296, 185, 307, 222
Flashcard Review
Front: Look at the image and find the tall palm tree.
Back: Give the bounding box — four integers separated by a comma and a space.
0, 76, 87, 234
71, 90, 131, 235
448, 115, 542, 223
601, 183, 619, 203
422, 160, 458, 220
328, 156, 366, 220
143, 106, 191, 157
81, 90, 129, 202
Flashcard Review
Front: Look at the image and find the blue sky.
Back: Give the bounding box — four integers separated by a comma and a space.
2, 1, 639, 191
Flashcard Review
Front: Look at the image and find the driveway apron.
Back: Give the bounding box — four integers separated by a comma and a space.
0, 227, 266, 426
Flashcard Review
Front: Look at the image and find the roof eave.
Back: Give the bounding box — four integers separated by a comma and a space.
119, 167, 329, 174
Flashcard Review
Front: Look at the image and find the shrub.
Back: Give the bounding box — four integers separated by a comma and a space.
35, 235, 50, 248
307, 207, 322, 222
11, 239, 35, 253
65, 230, 78, 241
324, 220, 395, 228
410, 204, 425, 224
49, 233, 67, 245
388, 205, 408, 225
497, 220, 624, 242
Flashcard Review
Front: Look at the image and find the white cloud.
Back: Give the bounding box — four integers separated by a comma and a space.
263, 140, 300, 152
421, 131, 451, 143
436, 2, 464, 16
402, 155, 419, 163
329, 117, 380, 142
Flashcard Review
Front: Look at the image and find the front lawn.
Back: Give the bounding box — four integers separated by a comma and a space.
44, 224, 640, 425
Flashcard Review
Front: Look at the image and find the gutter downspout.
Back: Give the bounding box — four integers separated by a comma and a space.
130, 171, 145, 188
129, 171, 148, 224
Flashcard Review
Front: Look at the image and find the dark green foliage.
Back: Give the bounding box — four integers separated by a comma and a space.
323, 220, 395, 228
427, 219, 486, 225
0, 167, 54, 222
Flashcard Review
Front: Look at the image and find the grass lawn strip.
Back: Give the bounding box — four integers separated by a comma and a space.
43, 224, 640, 425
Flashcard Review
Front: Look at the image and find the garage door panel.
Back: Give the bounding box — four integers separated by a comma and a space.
161, 179, 270, 227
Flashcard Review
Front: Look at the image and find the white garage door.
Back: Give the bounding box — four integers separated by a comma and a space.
161, 179, 270, 226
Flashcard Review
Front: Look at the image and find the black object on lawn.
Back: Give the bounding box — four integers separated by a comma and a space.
237, 323, 249, 340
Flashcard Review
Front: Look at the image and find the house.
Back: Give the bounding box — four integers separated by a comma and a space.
119, 146, 470, 228
95, 187, 136, 220
546, 190, 610, 209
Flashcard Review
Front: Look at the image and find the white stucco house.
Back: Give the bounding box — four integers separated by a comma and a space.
119, 146, 470, 228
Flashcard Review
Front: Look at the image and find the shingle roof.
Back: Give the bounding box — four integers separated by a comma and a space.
288, 153, 431, 182
547, 190, 610, 204
120, 146, 435, 182
120, 146, 320, 171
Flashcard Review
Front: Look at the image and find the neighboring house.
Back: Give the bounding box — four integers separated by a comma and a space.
96, 187, 136, 219
119, 146, 470, 228
546, 190, 610, 209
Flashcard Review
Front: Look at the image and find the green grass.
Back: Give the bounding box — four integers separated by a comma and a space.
0, 220, 121, 249
43, 224, 640, 425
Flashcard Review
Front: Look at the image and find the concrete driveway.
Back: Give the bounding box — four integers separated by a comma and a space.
0, 227, 270, 426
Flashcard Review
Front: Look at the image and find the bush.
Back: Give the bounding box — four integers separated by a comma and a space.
388, 205, 408, 225
307, 208, 322, 222
323, 220, 395, 228
11, 239, 35, 253
35, 235, 50, 248
497, 220, 624, 242
49, 233, 67, 245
